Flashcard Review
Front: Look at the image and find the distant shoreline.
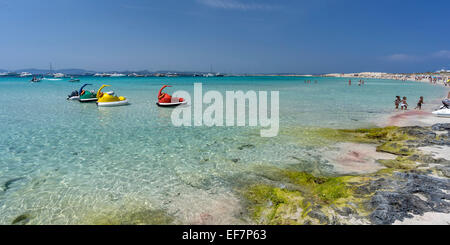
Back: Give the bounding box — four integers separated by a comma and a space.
1, 72, 449, 86
319, 72, 450, 86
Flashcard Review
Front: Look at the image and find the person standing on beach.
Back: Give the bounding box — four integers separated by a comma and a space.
415, 96, 424, 110
349, 79, 351, 86
395, 96, 401, 109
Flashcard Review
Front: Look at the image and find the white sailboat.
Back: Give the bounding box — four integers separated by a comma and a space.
43, 63, 64, 80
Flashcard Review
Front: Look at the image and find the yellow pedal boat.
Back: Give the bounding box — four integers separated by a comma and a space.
96, 85, 129, 107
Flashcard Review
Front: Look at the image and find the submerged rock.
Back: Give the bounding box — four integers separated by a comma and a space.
2, 177, 27, 192
241, 168, 372, 225
11, 213, 32, 225
86, 209, 175, 225
238, 144, 255, 150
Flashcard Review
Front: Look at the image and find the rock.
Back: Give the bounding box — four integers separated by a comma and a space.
369, 192, 430, 225
87, 209, 175, 225
401, 126, 436, 138
12, 213, 32, 225
368, 172, 450, 224
412, 154, 448, 164
241, 125, 450, 225
355, 178, 389, 195
431, 123, 450, 131
435, 166, 450, 178
308, 210, 329, 224
336, 207, 355, 216
354, 184, 372, 195
238, 144, 255, 150
3, 177, 26, 192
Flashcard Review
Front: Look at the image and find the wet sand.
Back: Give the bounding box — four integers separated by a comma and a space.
322, 143, 396, 175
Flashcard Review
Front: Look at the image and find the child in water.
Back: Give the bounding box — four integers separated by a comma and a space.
394, 96, 401, 109
415, 96, 424, 110
400, 96, 408, 110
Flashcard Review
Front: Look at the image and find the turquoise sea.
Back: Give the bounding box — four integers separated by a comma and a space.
0, 76, 446, 224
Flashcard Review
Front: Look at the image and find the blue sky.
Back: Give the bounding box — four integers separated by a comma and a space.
0, 0, 449, 73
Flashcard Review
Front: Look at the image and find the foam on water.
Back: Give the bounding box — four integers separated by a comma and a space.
0, 76, 446, 224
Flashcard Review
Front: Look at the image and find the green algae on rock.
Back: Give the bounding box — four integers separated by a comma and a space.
323, 126, 415, 145
280, 126, 416, 149
376, 142, 415, 156
243, 125, 450, 225
244, 184, 316, 225
377, 157, 417, 170
242, 167, 372, 225
282, 171, 352, 203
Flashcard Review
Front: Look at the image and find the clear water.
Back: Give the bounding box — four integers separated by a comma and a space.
0, 76, 446, 224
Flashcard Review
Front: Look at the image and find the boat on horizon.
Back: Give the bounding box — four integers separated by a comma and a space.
94, 73, 110, 77
53, 73, 65, 78
30, 76, 41, 83
109, 73, 126, 77
69, 77, 80, 82
19, 72, 33, 77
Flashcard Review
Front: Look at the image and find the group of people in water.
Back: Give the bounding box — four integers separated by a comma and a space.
394, 96, 424, 110
428, 76, 450, 86
348, 80, 365, 86
394, 92, 450, 111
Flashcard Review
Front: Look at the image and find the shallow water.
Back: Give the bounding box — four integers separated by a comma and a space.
0, 76, 445, 224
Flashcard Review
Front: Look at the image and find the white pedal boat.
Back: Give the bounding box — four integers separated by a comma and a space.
156, 101, 187, 107
97, 99, 129, 107
68, 96, 80, 101
432, 108, 450, 118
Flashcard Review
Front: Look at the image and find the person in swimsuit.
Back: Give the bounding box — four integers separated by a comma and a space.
400, 96, 408, 110
415, 96, 424, 110
394, 96, 401, 109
